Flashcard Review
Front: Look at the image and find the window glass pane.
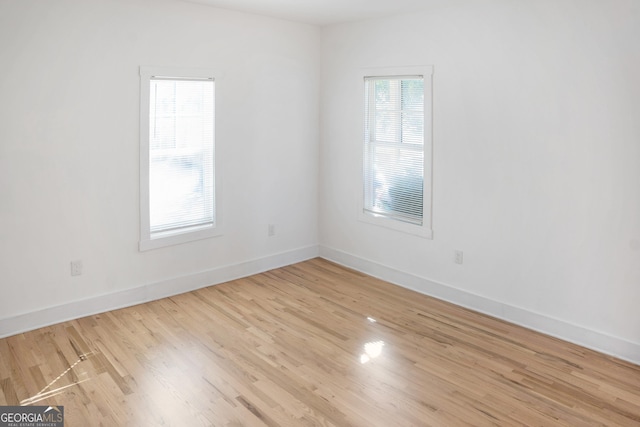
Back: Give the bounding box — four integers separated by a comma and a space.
375, 111, 399, 143
370, 145, 423, 219
374, 80, 392, 109
149, 79, 214, 234
401, 111, 424, 144
401, 79, 424, 111
364, 76, 424, 225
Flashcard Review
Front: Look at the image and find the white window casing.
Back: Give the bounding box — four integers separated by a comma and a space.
139, 66, 222, 251
359, 66, 433, 239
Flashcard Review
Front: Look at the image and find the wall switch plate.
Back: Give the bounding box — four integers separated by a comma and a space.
71, 260, 83, 276
454, 250, 463, 265
268, 224, 276, 237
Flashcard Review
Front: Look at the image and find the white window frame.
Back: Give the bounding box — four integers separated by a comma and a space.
139, 66, 222, 251
358, 66, 433, 239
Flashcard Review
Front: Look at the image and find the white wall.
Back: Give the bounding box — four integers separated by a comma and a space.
320, 0, 640, 362
1, 0, 639, 364
0, 0, 319, 333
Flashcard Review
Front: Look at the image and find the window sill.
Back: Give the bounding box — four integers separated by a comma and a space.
139, 224, 222, 251
358, 211, 433, 239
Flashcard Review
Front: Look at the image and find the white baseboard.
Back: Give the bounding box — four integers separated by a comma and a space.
319, 246, 640, 365
4, 244, 637, 365
0, 245, 319, 339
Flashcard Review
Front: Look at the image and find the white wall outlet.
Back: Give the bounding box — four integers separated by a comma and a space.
268, 224, 276, 237
454, 250, 463, 265
70, 260, 83, 276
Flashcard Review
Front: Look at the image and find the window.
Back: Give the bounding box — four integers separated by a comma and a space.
360, 67, 433, 238
139, 67, 220, 251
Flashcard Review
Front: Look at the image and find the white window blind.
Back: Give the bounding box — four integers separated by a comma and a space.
363, 76, 425, 225
148, 77, 215, 235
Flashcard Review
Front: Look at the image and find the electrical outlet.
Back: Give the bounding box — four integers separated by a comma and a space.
70, 260, 83, 276
268, 224, 276, 237
454, 250, 463, 265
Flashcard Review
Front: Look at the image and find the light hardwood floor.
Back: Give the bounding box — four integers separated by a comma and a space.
1, 258, 639, 426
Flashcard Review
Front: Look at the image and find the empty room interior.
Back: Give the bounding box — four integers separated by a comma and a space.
1, 0, 639, 425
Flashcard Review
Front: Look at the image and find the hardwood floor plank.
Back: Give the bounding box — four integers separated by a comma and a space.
0, 258, 639, 426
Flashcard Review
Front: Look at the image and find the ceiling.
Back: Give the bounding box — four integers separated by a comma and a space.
180, 0, 438, 26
